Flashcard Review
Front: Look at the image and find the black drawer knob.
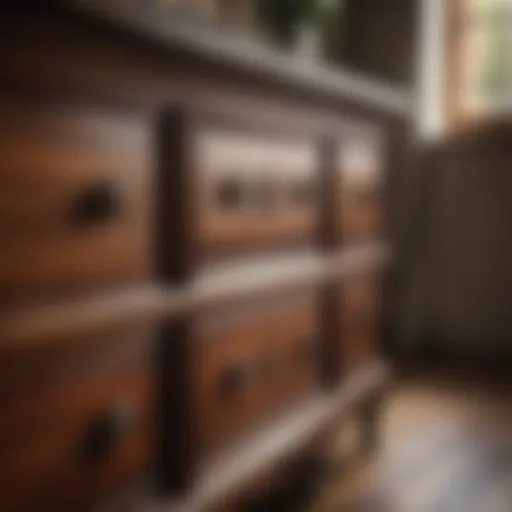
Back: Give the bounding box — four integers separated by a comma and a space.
79, 400, 136, 465
70, 180, 124, 228
217, 178, 245, 210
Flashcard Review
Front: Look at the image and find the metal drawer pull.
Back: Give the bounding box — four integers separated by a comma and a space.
79, 399, 136, 465
69, 180, 124, 228
217, 178, 245, 210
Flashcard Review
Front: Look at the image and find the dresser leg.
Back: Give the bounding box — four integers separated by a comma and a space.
359, 393, 383, 455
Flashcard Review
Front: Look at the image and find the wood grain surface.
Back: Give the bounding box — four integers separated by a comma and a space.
0, 100, 154, 306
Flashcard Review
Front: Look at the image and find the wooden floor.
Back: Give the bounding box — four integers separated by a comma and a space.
310, 370, 512, 512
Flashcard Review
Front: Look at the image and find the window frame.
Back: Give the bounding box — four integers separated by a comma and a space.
445, 0, 512, 130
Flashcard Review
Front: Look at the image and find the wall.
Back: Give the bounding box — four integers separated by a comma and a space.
343, 0, 512, 356
342, 0, 420, 87
400, 127, 512, 355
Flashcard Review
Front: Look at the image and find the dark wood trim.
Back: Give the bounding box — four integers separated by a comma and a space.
318, 138, 339, 251
157, 110, 197, 284
157, 318, 197, 493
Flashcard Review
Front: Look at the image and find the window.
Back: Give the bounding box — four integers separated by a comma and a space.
447, 0, 512, 124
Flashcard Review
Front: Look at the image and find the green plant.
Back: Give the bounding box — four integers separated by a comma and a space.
257, 0, 336, 33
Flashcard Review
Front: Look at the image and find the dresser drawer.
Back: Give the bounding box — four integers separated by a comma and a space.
340, 277, 381, 369
193, 295, 321, 456
336, 132, 383, 243
0, 330, 155, 512
0, 102, 153, 304
194, 131, 318, 257
160, 112, 320, 270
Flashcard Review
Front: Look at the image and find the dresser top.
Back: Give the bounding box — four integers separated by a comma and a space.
60, 1, 411, 117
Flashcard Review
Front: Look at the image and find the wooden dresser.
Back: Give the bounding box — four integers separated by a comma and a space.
0, 2, 411, 511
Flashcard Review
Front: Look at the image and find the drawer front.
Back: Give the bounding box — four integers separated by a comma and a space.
195, 131, 319, 256
340, 277, 380, 369
0, 331, 154, 512
337, 133, 383, 242
194, 296, 320, 455
0, 102, 153, 304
